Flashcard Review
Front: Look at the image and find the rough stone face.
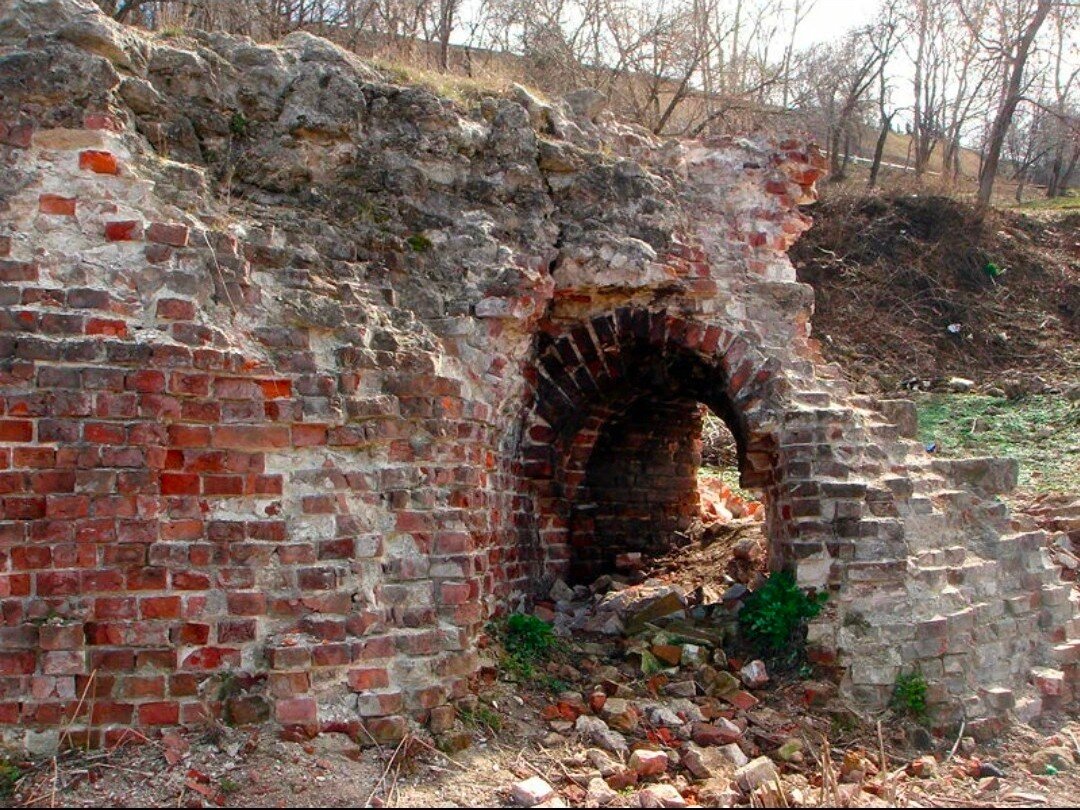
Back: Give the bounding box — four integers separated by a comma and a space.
0, 0, 1076, 750
628, 748, 668, 777
511, 776, 556, 806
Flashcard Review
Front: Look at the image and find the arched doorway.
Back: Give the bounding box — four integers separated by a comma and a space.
517, 308, 792, 590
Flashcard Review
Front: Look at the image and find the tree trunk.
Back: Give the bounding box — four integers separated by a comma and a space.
868, 113, 894, 189
828, 127, 842, 180
977, 0, 1052, 208
841, 129, 853, 176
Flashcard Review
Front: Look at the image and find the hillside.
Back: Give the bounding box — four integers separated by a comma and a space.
792, 190, 1080, 394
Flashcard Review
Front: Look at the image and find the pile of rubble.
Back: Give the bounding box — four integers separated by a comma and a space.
697, 477, 763, 526
491, 573, 828, 807
483, 573, 1080, 807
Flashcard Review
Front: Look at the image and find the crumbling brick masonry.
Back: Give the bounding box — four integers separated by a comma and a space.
0, 0, 1076, 752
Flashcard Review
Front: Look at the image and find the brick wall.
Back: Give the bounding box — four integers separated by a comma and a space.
570, 398, 703, 582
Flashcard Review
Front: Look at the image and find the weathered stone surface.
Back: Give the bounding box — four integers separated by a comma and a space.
735, 757, 779, 792
628, 749, 668, 777
511, 776, 556, 806
637, 784, 687, 808
586, 776, 617, 806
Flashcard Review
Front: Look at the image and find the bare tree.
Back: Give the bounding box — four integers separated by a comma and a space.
959, 0, 1053, 206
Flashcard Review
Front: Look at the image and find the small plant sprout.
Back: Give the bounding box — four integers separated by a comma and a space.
891, 670, 929, 718
738, 570, 827, 655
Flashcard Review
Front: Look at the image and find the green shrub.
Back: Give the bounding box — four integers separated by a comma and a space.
406, 233, 432, 252
229, 112, 249, 138
738, 571, 826, 654
0, 759, 21, 799
493, 613, 559, 679
458, 704, 502, 731
891, 670, 929, 718
505, 613, 557, 661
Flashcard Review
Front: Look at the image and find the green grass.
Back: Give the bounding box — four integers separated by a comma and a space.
915, 393, 1079, 493
1014, 193, 1080, 212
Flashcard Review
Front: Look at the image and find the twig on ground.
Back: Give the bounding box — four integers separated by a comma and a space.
404, 734, 469, 771
945, 719, 966, 763
364, 734, 408, 808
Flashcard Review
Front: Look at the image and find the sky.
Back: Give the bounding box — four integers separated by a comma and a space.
794, 0, 882, 48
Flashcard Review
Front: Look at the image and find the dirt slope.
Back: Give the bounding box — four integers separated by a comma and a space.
792, 191, 1080, 394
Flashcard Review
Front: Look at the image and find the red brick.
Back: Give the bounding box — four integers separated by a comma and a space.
226, 592, 266, 616
29, 470, 75, 494
0, 650, 35, 675
88, 649, 135, 672
0, 260, 37, 282
14, 447, 55, 467
146, 223, 189, 247
80, 569, 124, 591
12, 545, 52, 569
169, 372, 211, 396
136, 597, 180, 622
173, 571, 211, 590
42, 650, 85, 675
78, 150, 119, 174
292, 424, 327, 446
169, 674, 199, 697
213, 378, 262, 399
160, 472, 199, 495
90, 702, 134, 725
136, 649, 176, 670
129, 699, 173, 725
269, 672, 310, 698
5, 496, 45, 519
202, 474, 243, 496
267, 647, 311, 670
177, 623, 210, 644
46, 494, 89, 519
348, 668, 389, 691
39, 624, 84, 651
251, 474, 283, 495
38, 194, 76, 216
104, 220, 142, 242
120, 676, 166, 699
160, 520, 202, 541
167, 424, 210, 447
259, 379, 291, 399
0, 573, 30, 597
439, 581, 472, 605
155, 298, 196, 320
86, 318, 128, 337
275, 697, 317, 725
126, 567, 167, 590
211, 425, 290, 450
0, 420, 32, 441
125, 370, 165, 392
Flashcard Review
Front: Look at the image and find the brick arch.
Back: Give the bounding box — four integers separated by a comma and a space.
515, 307, 790, 583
